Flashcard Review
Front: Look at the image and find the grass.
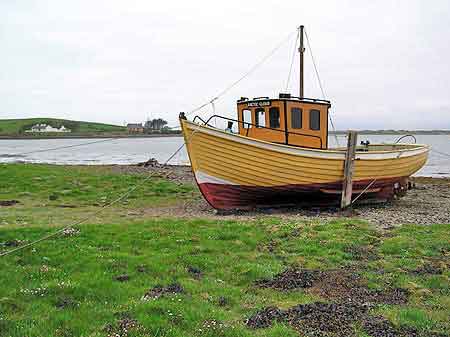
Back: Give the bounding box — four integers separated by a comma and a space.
0, 164, 449, 336
0, 118, 126, 136
0, 164, 195, 227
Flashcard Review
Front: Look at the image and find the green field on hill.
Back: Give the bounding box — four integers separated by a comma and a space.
0, 118, 126, 136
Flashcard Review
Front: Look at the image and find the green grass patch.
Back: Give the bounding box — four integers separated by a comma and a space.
0, 164, 195, 227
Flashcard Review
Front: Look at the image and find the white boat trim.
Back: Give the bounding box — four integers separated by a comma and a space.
195, 170, 237, 185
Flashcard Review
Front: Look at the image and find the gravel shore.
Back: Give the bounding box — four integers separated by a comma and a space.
108, 164, 450, 227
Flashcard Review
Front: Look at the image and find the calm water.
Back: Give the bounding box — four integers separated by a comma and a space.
0, 134, 449, 177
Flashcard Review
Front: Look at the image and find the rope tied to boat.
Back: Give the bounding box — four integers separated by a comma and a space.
350, 178, 378, 205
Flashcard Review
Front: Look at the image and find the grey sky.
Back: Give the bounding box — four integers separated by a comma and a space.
1, 0, 450, 129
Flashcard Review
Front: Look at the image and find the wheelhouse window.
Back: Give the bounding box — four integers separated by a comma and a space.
269, 107, 280, 128
291, 107, 302, 129
255, 108, 266, 128
242, 109, 252, 128
309, 109, 320, 131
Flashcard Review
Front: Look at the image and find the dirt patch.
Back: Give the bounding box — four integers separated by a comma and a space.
107, 164, 195, 184
141, 282, 184, 301
246, 306, 284, 329
411, 261, 447, 275
55, 204, 77, 208
246, 302, 367, 336
285, 302, 368, 336
114, 274, 130, 282
256, 268, 321, 290
217, 296, 230, 307
257, 239, 280, 253
246, 303, 429, 337
136, 264, 147, 273
187, 266, 202, 279
249, 268, 414, 336
344, 244, 379, 261
54, 297, 79, 309
256, 268, 408, 305
0, 200, 19, 207
307, 270, 408, 305
104, 313, 140, 337
2, 239, 24, 247
361, 316, 405, 337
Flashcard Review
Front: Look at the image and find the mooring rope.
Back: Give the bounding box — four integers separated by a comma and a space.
350, 178, 378, 205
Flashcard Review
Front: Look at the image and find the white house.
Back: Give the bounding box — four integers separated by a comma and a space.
25, 124, 72, 133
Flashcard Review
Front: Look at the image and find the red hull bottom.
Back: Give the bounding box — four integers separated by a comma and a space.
197, 177, 409, 210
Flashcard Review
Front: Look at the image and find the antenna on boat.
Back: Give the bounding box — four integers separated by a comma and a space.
299, 25, 305, 99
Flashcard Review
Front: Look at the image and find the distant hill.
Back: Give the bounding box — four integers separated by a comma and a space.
0, 118, 126, 136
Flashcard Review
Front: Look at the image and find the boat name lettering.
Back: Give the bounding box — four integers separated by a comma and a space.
248, 101, 271, 107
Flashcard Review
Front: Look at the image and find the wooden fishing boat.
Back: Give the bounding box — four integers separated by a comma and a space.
179, 26, 429, 210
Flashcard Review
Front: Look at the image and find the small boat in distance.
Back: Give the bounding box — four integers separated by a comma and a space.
179, 26, 429, 210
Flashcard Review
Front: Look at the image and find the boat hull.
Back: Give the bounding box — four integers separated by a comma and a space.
180, 119, 429, 210
197, 177, 409, 209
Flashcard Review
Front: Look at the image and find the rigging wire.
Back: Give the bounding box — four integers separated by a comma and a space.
431, 148, 450, 159
284, 30, 300, 93
394, 134, 417, 144
304, 28, 340, 147
186, 29, 297, 116
0, 132, 195, 258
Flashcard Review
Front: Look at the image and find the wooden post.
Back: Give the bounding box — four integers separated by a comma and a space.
341, 130, 357, 209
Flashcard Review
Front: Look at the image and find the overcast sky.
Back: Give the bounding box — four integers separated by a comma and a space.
1, 0, 450, 130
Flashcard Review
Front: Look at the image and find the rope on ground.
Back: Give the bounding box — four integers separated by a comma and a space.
186, 29, 297, 116
0, 130, 197, 258
304, 28, 340, 147
284, 29, 300, 92
7, 137, 120, 157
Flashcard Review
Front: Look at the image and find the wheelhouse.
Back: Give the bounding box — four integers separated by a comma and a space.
237, 93, 330, 149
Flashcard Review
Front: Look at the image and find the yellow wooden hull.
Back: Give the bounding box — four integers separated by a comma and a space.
180, 119, 429, 209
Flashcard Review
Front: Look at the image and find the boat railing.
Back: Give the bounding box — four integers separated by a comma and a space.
192, 114, 323, 148
288, 96, 331, 104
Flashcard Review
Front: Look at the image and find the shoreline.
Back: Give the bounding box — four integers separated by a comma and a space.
1, 130, 449, 140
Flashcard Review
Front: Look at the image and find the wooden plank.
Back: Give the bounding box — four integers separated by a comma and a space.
341, 131, 358, 209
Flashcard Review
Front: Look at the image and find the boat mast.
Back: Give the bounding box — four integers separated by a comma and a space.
299, 25, 304, 99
